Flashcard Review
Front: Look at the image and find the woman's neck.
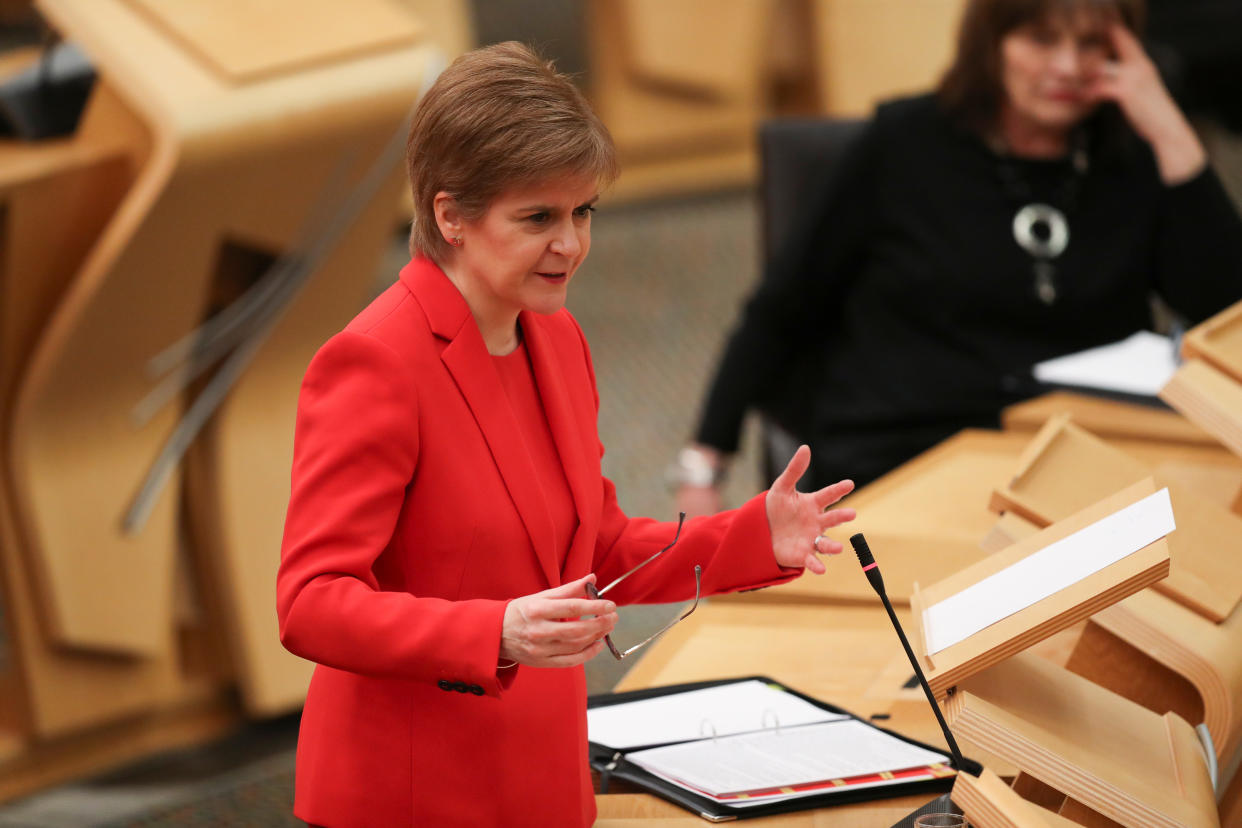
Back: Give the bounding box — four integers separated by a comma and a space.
995, 107, 1070, 159
441, 262, 521, 355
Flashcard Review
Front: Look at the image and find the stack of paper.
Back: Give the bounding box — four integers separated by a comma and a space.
626, 720, 951, 808
1032, 331, 1176, 397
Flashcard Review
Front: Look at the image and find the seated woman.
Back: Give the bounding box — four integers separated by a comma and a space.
276, 42, 855, 828
675, 0, 1242, 512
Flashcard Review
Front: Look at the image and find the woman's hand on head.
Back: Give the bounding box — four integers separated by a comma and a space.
765, 445, 855, 574
1087, 22, 1206, 185
499, 574, 618, 668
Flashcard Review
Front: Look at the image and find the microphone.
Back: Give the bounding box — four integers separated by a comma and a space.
850, 532, 970, 774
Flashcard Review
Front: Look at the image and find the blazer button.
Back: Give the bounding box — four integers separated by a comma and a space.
438, 679, 452, 692
469, 685, 484, 696
453, 681, 468, 693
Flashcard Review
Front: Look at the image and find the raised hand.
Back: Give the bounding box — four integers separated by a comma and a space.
765, 445, 856, 574
500, 574, 618, 668
1086, 22, 1206, 184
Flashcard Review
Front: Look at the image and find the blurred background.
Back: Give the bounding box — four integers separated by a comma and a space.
0, 0, 1239, 824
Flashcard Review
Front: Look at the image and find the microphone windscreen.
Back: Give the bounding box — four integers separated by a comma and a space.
850, 533, 874, 568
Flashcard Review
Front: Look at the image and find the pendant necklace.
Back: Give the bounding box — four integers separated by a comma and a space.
993, 132, 1089, 306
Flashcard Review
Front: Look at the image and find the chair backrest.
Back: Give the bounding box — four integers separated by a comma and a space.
758, 117, 866, 265
754, 118, 866, 482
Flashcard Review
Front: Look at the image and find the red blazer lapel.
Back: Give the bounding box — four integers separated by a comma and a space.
403, 258, 560, 589
521, 312, 596, 577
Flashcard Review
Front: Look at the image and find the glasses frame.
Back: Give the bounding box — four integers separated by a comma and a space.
586, 513, 700, 660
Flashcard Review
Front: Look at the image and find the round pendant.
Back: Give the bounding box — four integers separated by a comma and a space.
1012, 203, 1069, 260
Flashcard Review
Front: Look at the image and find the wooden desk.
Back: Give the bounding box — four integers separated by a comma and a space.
595, 791, 939, 826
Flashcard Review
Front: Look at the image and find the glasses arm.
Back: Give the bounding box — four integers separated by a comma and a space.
610, 565, 701, 660
595, 512, 686, 598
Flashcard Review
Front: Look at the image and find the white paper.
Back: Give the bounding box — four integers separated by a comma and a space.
587, 680, 844, 749
1032, 331, 1177, 397
924, 488, 1174, 655
626, 719, 949, 797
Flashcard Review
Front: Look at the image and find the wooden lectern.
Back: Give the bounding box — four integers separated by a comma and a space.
987, 415, 1242, 810
909, 482, 1217, 826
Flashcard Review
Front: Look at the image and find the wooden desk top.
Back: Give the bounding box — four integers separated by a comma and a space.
595, 791, 938, 826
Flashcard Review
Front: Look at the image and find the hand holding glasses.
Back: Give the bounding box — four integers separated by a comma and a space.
586, 513, 701, 660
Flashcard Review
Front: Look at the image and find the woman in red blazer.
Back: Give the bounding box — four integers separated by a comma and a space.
277, 42, 855, 827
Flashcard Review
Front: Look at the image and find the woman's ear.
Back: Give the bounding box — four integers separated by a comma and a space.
432, 191, 463, 247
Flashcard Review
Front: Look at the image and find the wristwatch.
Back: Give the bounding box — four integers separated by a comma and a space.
666, 446, 726, 489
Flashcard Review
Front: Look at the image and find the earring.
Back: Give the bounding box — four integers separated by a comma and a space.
449, 236, 462, 247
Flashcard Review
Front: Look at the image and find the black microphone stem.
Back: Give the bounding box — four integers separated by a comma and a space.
850, 533, 967, 772
877, 583, 966, 770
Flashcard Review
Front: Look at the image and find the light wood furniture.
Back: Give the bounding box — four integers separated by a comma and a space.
953, 768, 1081, 828
595, 790, 940, 826
984, 416, 1242, 791
587, 0, 969, 201
947, 653, 1220, 828
0, 0, 441, 800
910, 478, 1171, 699
808, 0, 966, 116
990, 415, 1242, 622
1161, 299, 1242, 458
1001, 391, 1216, 446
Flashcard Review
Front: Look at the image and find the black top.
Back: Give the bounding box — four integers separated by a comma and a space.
695, 94, 1242, 488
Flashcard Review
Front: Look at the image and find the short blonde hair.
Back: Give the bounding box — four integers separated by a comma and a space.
405, 41, 619, 262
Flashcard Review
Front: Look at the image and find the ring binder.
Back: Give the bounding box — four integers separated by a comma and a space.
588, 676, 980, 820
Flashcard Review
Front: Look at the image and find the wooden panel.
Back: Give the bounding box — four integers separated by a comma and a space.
1180, 297, 1242, 383
810, 0, 966, 117
948, 654, 1219, 828
1091, 588, 1242, 766
991, 417, 1242, 622
621, 0, 768, 98
588, 0, 761, 160
1063, 620, 1204, 734
913, 478, 1171, 698
1002, 392, 1216, 446
122, 0, 422, 83
595, 791, 935, 825
952, 768, 1080, 828
1160, 359, 1242, 458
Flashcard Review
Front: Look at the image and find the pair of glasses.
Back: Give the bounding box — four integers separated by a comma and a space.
586, 512, 701, 660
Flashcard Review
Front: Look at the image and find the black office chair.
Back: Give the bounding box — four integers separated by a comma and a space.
755, 117, 867, 485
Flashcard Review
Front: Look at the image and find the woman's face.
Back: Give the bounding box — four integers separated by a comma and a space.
449, 174, 598, 322
999, 11, 1113, 135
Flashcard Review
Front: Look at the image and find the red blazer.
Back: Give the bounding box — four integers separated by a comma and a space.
277, 257, 797, 827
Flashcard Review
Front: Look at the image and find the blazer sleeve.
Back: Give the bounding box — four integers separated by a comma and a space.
277, 331, 511, 695
568, 320, 801, 604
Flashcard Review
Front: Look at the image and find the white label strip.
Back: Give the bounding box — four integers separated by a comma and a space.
924, 488, 1174, 655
